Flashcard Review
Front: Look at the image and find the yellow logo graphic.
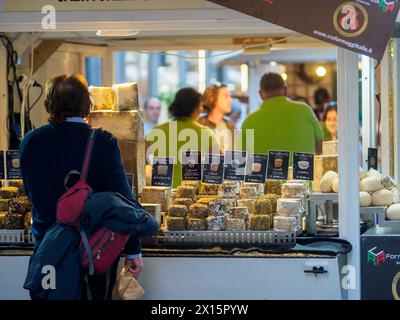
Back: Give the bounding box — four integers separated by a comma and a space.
333, 2, 369, 38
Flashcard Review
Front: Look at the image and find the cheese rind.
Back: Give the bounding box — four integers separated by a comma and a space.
168, 205, 188, 218
243, 183, 264, 196
166, 217, 187, 231
172, 198, 194, 210
200, 183, 220, 195
360, 177, 382, 193
313, 155, 338, 192
208, 199, 229, 217
253, 199, 273, 215
239, 186, 259, 199
237, 199, 256, 214
5, 214, 24, 229
189, 203, 209, 218
8, 196, 31, 215
0, 187, 18, 199
229, 207, 249, 220
274, 216, 298, 231
371, 189, 394, 206
142, 187, 171, 212
206, 216, 226, 231
218, 181, 240, 198
181, 181, 201, 194
360, 192, 372, 207
226, 218, 246, 231
176, 186, 196, 200
265, 180, 284, 195
277, 199, 301, 216
281, 183, 306, 199
187, 218, 207, 231
141, 203, 162, 225
322, 141, 338, 156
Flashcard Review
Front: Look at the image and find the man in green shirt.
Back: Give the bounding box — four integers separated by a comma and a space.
239, 73, 323, 156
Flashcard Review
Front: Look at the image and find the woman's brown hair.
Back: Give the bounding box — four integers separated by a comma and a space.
44, 74, 92, 125
201, 84, 227, 113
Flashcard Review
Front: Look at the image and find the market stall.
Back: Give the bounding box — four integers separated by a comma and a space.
1, 0, 400, 301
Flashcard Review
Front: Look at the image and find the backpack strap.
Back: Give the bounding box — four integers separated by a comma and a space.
81, 128, 98, 180
79, 228, 95, 276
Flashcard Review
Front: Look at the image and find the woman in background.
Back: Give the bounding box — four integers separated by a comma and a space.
198, 84, 234, 153
322, 102, 338, 141
146, 88, 220, 188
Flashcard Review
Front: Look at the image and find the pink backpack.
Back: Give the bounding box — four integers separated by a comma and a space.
56, 129, 129, 276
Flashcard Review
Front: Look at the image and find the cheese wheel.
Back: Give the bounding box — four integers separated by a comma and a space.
320, 171, 338, 193
371, 189, 394, 206
360, 192, 372, 207
387, 203, 400, 221
332, 178, 339, 193
277, 199, 301, 216
360, 176, 382, 193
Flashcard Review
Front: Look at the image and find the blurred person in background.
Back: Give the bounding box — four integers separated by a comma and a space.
322, 102, 338, 141
146, 88, 220, 188
199, 84, 234, 153
143, 97, 162, 136
313, 87, 331, 122
240, 72, 323, 156
228, 98, 243, 129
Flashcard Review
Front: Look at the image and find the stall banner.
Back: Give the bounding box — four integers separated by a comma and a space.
267, 150, 290, 180
209, 0, 400, 60
224, 150, 247, 181
245, 153, 268, 184
293, 152, 314, 181
181, 151, 202, 181
6, 150, 21, 180
151, 157, 174, 187
0, 151, 4, 180
3, 0, 204, 11
202, 153, 224, 184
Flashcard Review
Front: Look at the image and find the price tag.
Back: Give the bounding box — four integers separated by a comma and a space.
6, 150, 21, 180
267, 150, 290, 180
245, 153, 268, 183
151, 157, 174, 187
181, 151, 202, 181
202, 153, 224, 184
224, 150, 247, 181
293, 152, 314, 181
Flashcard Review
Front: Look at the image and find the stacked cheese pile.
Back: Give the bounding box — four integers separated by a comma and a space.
141, 186, 171, 229
273, 182, 307, 232
314, 141, 339, 193
0, 181, 32, 231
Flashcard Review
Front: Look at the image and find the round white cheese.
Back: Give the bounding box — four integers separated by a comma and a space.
320, 171, 338, 193
277, 199, 301, 216
359, 191, 372, 207
332, 178, 339, 193
371, 189, 394, 206
360, 176, 382, 193
387, 203, 400, 220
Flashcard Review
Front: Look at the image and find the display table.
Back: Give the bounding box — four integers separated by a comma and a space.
0, 241, 350, 300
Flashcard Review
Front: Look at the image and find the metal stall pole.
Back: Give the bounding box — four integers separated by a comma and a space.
361, 56, 376, 170
337, 48, 361, 300
393, 39, 400, 183
0, 43, 8, 150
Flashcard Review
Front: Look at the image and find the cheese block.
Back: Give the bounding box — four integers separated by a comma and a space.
8, 180, 24, 189
168, 205, 188, 218
181, 181, 200, 195
313, 155, 338, 192
281, 183, 306, 199
24, 212, 32, 230
8, 196, 31, 214
112, 82, 139, 111
0, 187, 18, 199
332, 178, 339, 193
196, 196, 221, 205
360, 176, 382, 193
371, 189, 394, 206
229, 207, 249, 220
320, 171, 338, 193
249, 214, 272, 231
90, 86, 116, 111
237, 199, 255, 213
187, 218, 207, 231
224, 198, 237, 208
0, 212, 6, 228
141, 203, 161, 225
226, 218, 246, 231
277, 199, 301, 216
0, 199, 10, 212
253, 199, 274, 215
208, 199, 229, 217
166, 217, 187, 231
176, 186, 196, 200
142, 187, 171, 211
239, 186, 259, 199
265, 180, 284, 195
206, 216, 226, 231
200, 183, 220, 195
243, 183, 264, 196
218, 181, 240, 198
360, 192, 372, 207
387, 203, 400, 220
5, 214, 24, 229
322, 140, 338, 156
189, 203, 209, 218
172, 198, 193, 210
260, 194, 280, 211
274, 216, 298, 231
